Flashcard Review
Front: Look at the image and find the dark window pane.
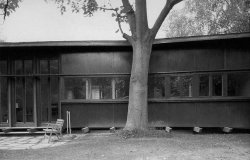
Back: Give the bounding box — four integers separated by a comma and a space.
170, 76, 180, 96
228, 73, 250, 97
24, 60, 33, 75
148, 76, 165, 98
25, 77, 33, 122
115, 77, 129, 99
16, 77, 24, 122
64, 77, 87, 99
50, 60, 59, 74
91, 77, 112, 99
0, 61, 7, 75
199, 75, 209, 96
15, 60, 23, 75
41, 77, 49, 122
51, 77, 59, 121
40, 60, 49, 74
182, 76, 192, 97
170, 76, 192, 97
212, 75, 222, 96
0, 77, 8, 123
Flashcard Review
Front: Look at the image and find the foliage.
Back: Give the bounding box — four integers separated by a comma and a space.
165, 0, 250, 37
0, 0, 21, 19
47, 0, 129, 34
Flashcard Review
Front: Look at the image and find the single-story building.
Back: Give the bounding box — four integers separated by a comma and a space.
0, 33, 250, 130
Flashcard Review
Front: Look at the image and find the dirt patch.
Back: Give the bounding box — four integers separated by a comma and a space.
116, 129, 172, 139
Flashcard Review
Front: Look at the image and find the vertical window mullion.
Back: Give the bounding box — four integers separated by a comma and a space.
209, 75, 213, 97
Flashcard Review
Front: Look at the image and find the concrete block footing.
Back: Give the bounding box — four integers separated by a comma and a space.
165, 127, 172, 133
110, 127, 115, 133
193, 127, 202, 133
82, 127, 89, 134
222, 127, 233, 133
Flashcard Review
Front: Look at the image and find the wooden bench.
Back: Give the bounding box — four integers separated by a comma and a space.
43, 119, 64, 142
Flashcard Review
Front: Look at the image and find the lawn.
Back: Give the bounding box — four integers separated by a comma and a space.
0, 130, 250, 160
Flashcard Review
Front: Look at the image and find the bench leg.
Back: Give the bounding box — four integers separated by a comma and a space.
49, 131, 53, 143
44, 131, 47, 139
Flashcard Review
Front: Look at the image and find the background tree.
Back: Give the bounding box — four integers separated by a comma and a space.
165, 0, 250, 37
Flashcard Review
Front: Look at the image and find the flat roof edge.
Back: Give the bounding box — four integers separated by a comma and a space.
0, 32, 249, 48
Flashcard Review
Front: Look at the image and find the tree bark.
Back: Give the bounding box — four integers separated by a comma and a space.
123, 0, 183, 131
124, 37, 153, 131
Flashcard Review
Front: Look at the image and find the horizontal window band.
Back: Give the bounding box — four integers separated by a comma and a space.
60, 97, 250, 104
1, 69, 249, 77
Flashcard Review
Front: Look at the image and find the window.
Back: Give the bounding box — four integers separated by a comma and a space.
170, 76, 192, 97
39, 59, 59, 122
0, 60, 8, 123
0, 61, 7, 75
64, 77, 87, 99
114, 77, 129, 99
148, 76, 165, 98
63, 76, 130, 100
91, 78, 112, 99
228, 73, 250, 97
0, 77, 8, 123
14, 60, 34, 123
212, 75, 222, 96
199, 75, 209, 96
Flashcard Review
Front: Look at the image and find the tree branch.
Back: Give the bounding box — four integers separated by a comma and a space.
121, 0, 136, 38
99, 4, 135, 44
123, 33, 133, 44
3, 0, 9, 20
151, 0, 183, 38
99, 7, 125, 36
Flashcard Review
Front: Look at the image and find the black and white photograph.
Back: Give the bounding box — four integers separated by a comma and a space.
0, 0, 250, 159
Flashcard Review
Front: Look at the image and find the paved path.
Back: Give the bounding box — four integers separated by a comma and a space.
0, 135, 77, 150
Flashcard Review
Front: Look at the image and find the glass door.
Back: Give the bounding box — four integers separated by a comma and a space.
14, 60, 35, 126
0, 60, 8, 126
38, 59, 59, 125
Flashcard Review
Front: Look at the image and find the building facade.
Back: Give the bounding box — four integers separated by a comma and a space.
0, 33, 250, 129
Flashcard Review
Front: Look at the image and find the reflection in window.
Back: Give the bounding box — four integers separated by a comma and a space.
148, 76, 165, 98
199, 75, 209, 96
170, 76, 192, 97
91, 78, 112, 99
228, 73, 250, 97
212, 75, 222, 96
115, 77, 129, 99
64, 77, 87, 99
63, 77, 130, 100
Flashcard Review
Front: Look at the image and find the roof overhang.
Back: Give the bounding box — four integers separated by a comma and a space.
0, 32, 249, 48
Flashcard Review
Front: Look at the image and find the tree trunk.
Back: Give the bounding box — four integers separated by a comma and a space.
124, 38, 153, 131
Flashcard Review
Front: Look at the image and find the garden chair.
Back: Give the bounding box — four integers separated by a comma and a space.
43, 119, 64, 142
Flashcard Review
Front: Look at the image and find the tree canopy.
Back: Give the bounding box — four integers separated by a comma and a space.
165, 0, 250, 38
0, 0, 21, 20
